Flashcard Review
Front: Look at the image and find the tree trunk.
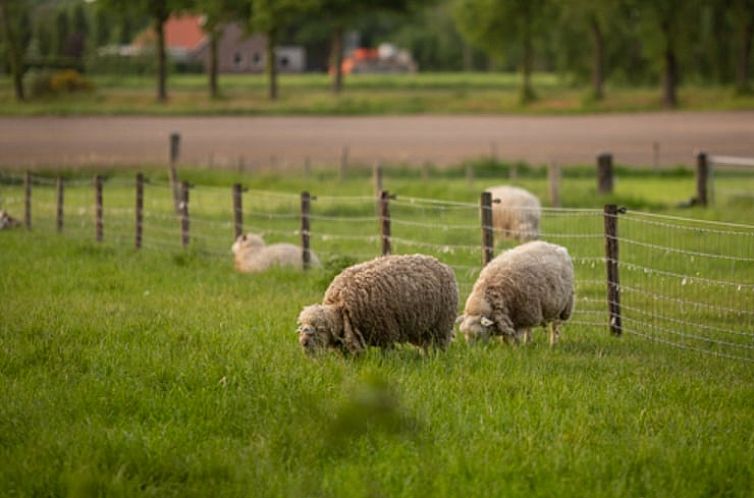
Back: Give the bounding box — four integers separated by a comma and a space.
330, 24, 344, 94
209, 28, 219, 99
155, 16, 168, 102
662, 44, 678, 108
520, 17, 535, 103
0, 0, 24, 101
590, 16, 605, 101
266, 28, 278, 100
736, 17, 754, 93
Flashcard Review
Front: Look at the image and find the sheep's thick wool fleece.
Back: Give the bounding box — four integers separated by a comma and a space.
486, 185, 541, 241
468, 241, 574, 330
324, 254, 458, 349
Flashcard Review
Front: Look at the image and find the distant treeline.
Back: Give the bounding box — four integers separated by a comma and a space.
1, 0, 752, 105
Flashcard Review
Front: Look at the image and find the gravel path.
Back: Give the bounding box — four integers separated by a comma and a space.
1, 112, 753, 169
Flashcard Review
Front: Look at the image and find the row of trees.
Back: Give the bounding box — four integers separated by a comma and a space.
1, 0, 753, 107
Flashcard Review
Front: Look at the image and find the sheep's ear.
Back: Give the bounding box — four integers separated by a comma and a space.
481, 317, 494, 327
455, 315, 465, 325
241, 234, 247, 241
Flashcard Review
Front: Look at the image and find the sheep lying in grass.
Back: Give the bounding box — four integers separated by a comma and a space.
232, 233, 320, 273
486, 185, 541, 242
458, 240, 574, 346
0, 210, 20, 230
297, 254, 458, 355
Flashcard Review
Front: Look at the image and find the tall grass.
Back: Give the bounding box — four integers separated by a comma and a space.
1, 168, 753, 497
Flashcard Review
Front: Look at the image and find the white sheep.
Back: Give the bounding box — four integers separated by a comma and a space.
0, 210, 20, 230
458, 240, 574, 346
297, 254, 459, 355
486, 185, 541, 242
232, 232, 320, 273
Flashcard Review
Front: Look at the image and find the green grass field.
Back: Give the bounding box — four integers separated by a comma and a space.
3, 72, 754, 115
1, 165, 753, 497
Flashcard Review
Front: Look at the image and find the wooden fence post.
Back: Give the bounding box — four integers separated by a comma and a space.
597, 152, 614, 194
301, 191, 312, 270
24, 171, 31, 229
232, 183, 244, 239
696, 151, 708, 207
56, 176, 64, 233
169, 132, 181, 214
135, 173, 144, 250
380, 190, 391, 256
94, 175, 103, 242
480, 192, 494, 266
180, 181, 190, 248
339, 146, 349, 181
604, 204, 623, 336
549, 161, 561, 207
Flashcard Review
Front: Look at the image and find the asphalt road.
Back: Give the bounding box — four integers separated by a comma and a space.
1, 112, 753, 169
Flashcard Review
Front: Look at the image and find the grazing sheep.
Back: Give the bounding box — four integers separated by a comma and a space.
458, 240, 574, 346
486, 185, 541, 242
0, 210, 20, 230
297, 254, 458, 355
232, 232, 320, 273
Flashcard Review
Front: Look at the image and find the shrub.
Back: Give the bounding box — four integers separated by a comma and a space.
28, 69, 94, 98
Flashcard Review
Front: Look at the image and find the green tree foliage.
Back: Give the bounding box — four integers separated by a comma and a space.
453, 0, 551, 103
730, 0, 754, 93
0, 0, 30, 101
54, 8, 68, 57
94, 7, 111, 47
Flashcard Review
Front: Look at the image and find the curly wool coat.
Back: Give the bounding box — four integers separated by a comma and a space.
232, 233, 320, 273
486, 185, 541, 242
459, 240, 574, 344
297, 254, 459, 354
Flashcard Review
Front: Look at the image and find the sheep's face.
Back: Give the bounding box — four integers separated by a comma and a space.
297, 305, 337, 354
231, 233, 265, 255
458, 315, 495, 343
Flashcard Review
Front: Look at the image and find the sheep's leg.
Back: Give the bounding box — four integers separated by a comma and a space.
549, 321, 561, 347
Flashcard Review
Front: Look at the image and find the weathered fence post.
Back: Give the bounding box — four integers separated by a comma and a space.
94, 175, 103, 242
549, 161, 561, 207
480, 191, 494, 266
180, 181, 190, 248
135, 173, 144, 250
24, 171, 31, 229
56, 176, 64, 233
301, 191, 312, 270
380, 190, 391, 256
604, 204, 623, 336
339, 146, 349, 181
169, 132, 181, 214
696, 151, 708, 207
597, 152, 614, 194
232, 183, 243, 239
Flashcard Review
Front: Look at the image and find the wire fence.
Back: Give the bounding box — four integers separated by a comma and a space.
708, 154, 754, 204
1, 172, 753, 363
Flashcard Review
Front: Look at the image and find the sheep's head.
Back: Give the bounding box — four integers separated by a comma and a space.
231, 233, 265, 255
296, 304, 341, 354
457, 314, 496, 343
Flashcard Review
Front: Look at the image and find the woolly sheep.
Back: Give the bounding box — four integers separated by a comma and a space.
232, 232, 320, 273
486, 185, 541, 242
458, 240, 574, 346
297, 254, 458, 355
0, 210, 20, 230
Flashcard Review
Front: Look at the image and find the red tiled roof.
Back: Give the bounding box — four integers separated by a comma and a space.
164, 15, 206, 50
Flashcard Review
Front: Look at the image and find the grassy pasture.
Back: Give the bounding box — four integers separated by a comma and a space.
3, 72, 754, 115
1, 164, 753, 497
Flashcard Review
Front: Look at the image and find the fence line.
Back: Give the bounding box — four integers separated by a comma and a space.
2, 171, 752, 363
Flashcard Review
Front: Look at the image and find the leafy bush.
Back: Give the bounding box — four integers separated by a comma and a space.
28, 69, 94, 98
